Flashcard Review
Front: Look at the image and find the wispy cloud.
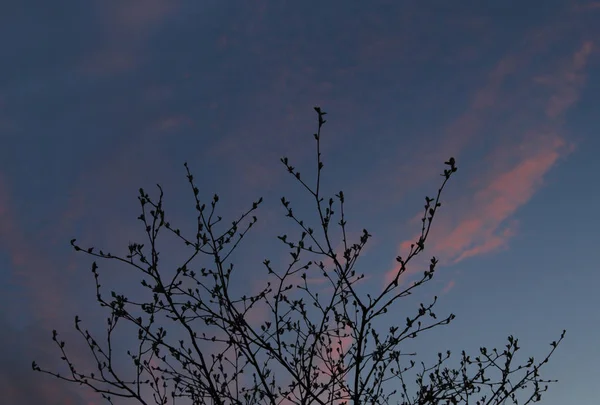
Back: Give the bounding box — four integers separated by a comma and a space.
384, 40, 592, 286
435, 134, 571, 264
0, 175, 70, 328
538, 41, 594, 118
0, 314, 90, 405
80, 0, 178, 75
441, 280, 455, 295
573, 1, 600, 11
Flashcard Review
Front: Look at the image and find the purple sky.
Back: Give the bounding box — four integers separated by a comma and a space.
1, 1, 599, 404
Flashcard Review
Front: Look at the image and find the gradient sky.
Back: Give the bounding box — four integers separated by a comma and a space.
1, 1, 599, 404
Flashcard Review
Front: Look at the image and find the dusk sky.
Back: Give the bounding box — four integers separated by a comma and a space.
1, 1, 599, 404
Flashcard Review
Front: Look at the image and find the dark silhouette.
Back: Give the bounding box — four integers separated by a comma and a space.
33, 107, 565, 405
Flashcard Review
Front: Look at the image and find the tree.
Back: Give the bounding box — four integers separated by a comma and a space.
33, 107, 565, 405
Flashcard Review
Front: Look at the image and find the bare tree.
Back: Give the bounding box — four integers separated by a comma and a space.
33, 107, 565, 405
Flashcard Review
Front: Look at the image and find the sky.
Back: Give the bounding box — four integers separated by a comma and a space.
1, 1, 599, 404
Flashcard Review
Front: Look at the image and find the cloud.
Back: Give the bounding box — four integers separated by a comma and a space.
383, 40, 591, 287
438, 135, 569, 264
537, 41, 594, 118
384, 134, 571, 286
351, 48, 524, 211
354, 19, 585, 215
441, 280, 455, 295
80, 0, 178, 75
0, 175, 72, 329
573, 1, 600, 11
154, 114, 194, 132
0, 315, 90, 405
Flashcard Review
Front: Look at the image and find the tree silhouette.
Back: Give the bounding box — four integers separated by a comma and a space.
33, 107, 565, 405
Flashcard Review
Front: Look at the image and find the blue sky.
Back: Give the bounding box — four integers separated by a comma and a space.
1, 1, 599, 404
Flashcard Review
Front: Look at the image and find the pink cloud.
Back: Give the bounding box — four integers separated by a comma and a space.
573, 1, 600, 10
353, 50, 525, 211
384, 134, 570, 286
0, 105, 194, 328
80, 50, 136, 75
0, 175, 70, 328
154, 114, 194, 132
281, 325, 353, 405
384, 39, 591, 287
441, 280, 455, 295
109, 0, 174, 30
217, 34, 229, 49
323, 326, 354, 402
80, 1, 178, 75
540, 41, 594, 118
357, 22, 582, 216
2, 377, 88, 405
390, 131, 571, 281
